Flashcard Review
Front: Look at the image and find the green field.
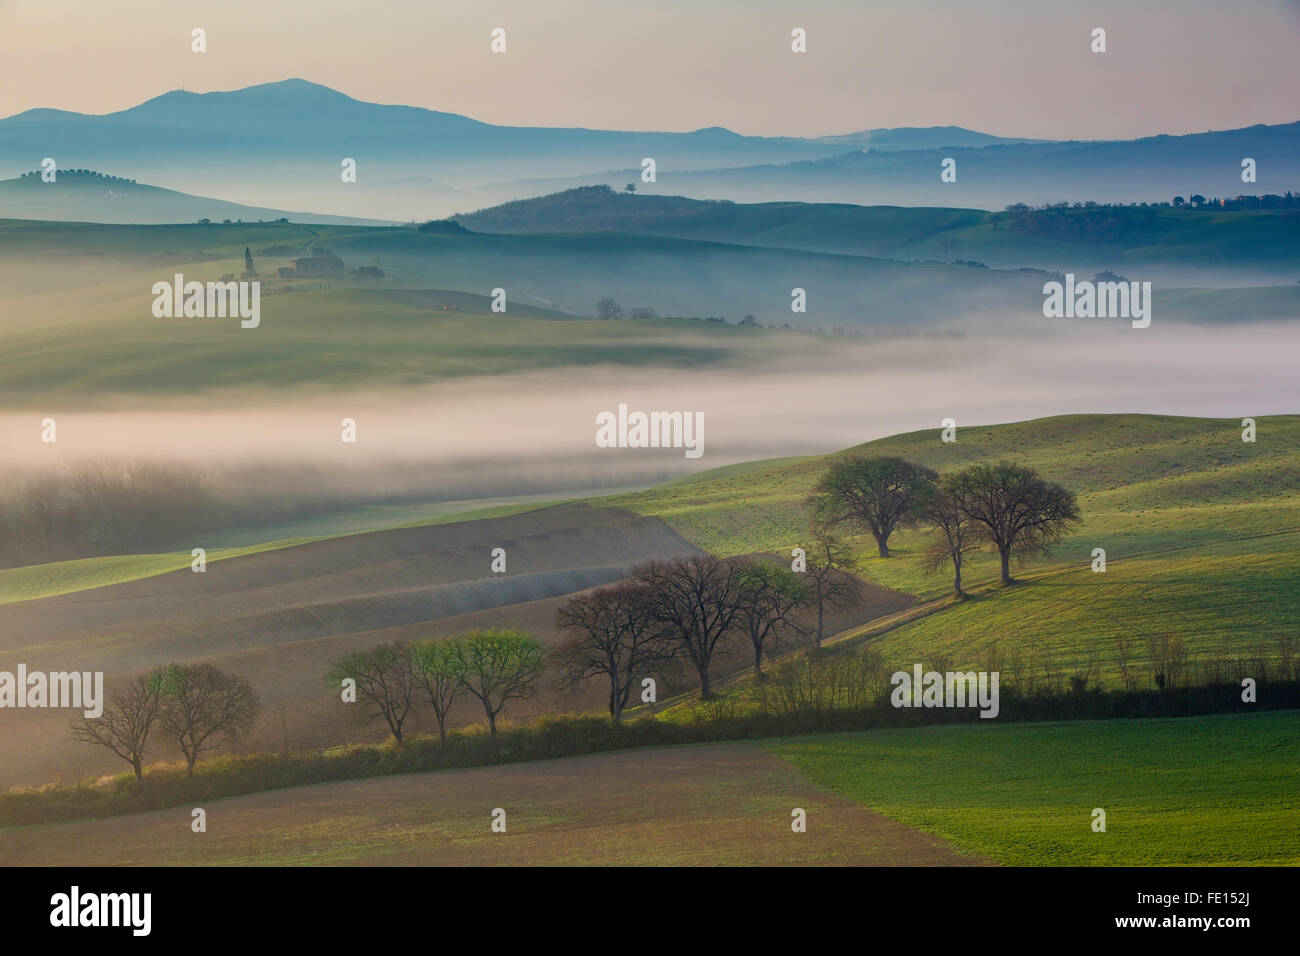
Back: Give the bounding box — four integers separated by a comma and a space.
766, 711, 1300, 865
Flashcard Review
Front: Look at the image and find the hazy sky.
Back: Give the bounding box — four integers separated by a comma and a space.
2, 0, 1297, 138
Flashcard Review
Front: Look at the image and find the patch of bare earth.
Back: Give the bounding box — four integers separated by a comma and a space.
0, 742, 984, 866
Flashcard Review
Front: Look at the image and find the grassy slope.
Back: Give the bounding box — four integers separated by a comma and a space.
766, 711, 1300, 865
613, 413, 1300, 678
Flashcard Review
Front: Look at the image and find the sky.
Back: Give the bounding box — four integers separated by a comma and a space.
1, 0, 1297, 139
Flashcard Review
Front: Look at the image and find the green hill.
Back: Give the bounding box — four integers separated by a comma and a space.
611, 413, 1300, 681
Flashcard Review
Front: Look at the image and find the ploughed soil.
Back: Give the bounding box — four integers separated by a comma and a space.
0, 742, 980, 866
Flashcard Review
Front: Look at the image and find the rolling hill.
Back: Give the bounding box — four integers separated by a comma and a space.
459, 186, 1300, 278
2, 412, 1297, 791
0, 169, 391, 226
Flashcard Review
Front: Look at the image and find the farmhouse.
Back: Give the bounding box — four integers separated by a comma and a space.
289, 247, 345, 277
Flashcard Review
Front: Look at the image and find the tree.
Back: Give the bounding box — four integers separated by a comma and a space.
919, 475, 981, 598
449, 629, 544, 736
1189, 194, 1206, 208
633, 554, 745, 698
948, 461, 1081, 585
69, 669, 165, 783
156, 663, 259, 777
625, 183, 637, 193
411, 639, 464, 744
801, 534, 861, 647
734, 560, 809, 676
329, 641, 417, 744
596, 297, 623, 320
555, 581, 670, 723
810, 456, 938, 557
1172, 196, 1185, 207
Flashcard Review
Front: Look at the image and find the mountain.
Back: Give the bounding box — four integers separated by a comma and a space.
0, 79, 1048, 220
813, 125, 1051, 150
4, 79, 1294, 220
607, 123, 1300, 210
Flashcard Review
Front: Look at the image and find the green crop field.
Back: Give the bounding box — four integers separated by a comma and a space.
766, 711, 1300, 866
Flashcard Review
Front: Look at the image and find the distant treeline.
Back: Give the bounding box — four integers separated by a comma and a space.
0, 462, 220, 567
16, 169, 136, 183
0, 459, 546, 569
997, 193, 1300, 242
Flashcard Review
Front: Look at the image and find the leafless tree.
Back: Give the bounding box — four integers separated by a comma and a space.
801, 534, 861, 647
734, 559, 810, 677
633, 554, 745, 698
69, 669, 165, 783
555, 581, 671, 723
158, 663, 259, 777
329, 641, 417, 744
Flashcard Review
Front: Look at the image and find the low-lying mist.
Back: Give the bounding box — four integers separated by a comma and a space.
2, 321, 1297, 567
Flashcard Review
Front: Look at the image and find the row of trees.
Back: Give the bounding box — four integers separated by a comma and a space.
329, 629, 543, 744
70, 664, 258, 782
595, 297, 658, 320
556, 552, 862, 718
810, 456, 1081, 594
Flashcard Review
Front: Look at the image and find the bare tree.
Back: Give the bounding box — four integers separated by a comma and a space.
555, 581, 670, 723
412, 639, 464, 744
329, 641, 417, 744
69, 669, 165, 783
810, 456, 938, 557
633, 554, 745, 698
157, 663, 259, 777
1115, 633, 1139, 692
734, 559, 809, 676
919, 476, 981, 598
802, 534, 861, 647
1146, 632, 1189, 693
449, 629, 544, 736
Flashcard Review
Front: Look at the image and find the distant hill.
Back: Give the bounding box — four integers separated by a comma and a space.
619, 122, 1300, 210
0, 168, 390, 226
458, 186, 1300, 276
813, 125, 1050, 151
